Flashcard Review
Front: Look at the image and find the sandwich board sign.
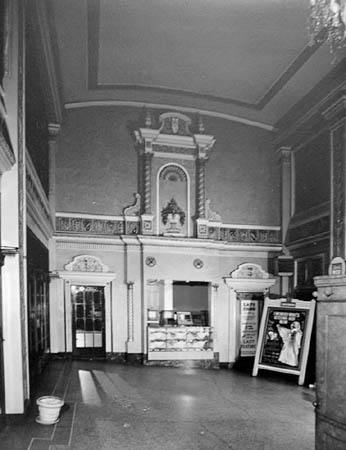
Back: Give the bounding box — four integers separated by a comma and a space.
252, 297, 315, 385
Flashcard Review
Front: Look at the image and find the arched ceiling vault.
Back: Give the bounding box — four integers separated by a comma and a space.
46, 0, 346, 131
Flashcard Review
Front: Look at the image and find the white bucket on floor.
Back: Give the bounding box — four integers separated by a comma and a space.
36, 396, 64, 425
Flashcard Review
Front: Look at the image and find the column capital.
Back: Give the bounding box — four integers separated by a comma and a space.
277, 146, 292, 163
48, 123, 61, 142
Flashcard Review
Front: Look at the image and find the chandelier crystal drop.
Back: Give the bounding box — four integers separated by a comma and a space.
309, 0, 346, 53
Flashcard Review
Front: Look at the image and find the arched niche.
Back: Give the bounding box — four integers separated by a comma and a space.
156, 163, 190, 236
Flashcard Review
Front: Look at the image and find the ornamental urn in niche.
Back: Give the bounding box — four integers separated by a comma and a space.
161, 198, 185, 235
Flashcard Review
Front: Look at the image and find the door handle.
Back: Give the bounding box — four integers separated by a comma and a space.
312, 401, 320, 409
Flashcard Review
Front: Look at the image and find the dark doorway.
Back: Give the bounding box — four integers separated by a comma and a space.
71, 285, 106, 358
27, 229, 50, 393
173, 281, 209, 325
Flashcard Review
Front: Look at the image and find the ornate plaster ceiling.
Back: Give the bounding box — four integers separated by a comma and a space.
49, 0, 343, 130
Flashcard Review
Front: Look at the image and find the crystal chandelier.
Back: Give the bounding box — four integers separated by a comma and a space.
309, 0, 346, 53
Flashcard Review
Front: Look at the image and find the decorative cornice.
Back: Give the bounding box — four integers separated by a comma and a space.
26, 150, 53, 241
64, 101, 275, 132
137, 235, 282, 252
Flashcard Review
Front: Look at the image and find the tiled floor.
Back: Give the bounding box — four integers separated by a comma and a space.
0, 359, 315, 450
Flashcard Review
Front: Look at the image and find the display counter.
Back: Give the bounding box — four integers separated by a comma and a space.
147, 326, 214, 360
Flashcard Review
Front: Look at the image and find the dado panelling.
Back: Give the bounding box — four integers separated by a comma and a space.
56, 106, 280, 226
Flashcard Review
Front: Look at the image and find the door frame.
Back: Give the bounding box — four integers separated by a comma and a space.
71, 284, 106, 357
59, 268, 116, 356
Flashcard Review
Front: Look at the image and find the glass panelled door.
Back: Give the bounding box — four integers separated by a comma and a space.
71, 285, 105, 357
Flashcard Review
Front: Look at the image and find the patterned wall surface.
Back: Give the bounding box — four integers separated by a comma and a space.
56, 216, 126, 235
56, 214, 280, 244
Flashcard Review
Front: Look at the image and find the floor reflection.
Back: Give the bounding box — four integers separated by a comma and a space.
78, 370, 101, 406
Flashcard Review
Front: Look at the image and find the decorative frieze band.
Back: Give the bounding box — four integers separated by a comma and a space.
56, 216, 127, 235
219, 227, 280, 244
56, 214, 281, 245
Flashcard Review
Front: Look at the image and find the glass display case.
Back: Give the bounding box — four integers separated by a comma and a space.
147, 326, 214, 360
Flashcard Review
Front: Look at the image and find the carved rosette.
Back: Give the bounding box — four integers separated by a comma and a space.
141, 214, 154, 235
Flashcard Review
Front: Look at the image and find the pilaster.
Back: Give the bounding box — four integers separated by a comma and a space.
322, 94, 346, 260
48, 123, 60, 228
278, 146, 293, 243
1, 0, 26, 414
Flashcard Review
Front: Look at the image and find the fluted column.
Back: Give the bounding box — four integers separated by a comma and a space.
48, 123, 61, 227
127, 281, 134, 343
211, 283, 219, 328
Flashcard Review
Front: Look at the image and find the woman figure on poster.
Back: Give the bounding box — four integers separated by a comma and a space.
277, 321, 303, 367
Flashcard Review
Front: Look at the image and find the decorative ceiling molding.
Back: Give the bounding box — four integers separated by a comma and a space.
86, 0, 323, 113
275, 58, 346, 145
64, 101, 275, 132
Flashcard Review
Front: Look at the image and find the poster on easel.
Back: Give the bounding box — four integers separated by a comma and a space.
252, 298, 315, 385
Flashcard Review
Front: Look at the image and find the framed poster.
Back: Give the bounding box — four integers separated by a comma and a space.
252, 298, 315, 385
240, 298, 259, 357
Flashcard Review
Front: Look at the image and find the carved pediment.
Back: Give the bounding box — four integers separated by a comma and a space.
64, 255, 109, 272
230, 263, 271, 279
159, 112, 192, 136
